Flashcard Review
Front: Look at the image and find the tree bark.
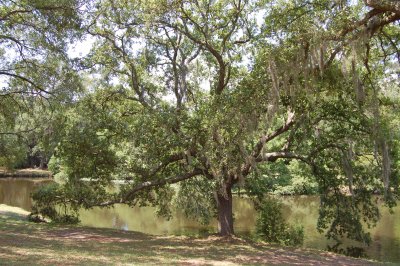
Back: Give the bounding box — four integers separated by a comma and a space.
216, 184, 234, 236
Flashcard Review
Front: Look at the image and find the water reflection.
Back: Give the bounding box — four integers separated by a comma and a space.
79, 203, 215, 235
0, 178, 399, 263
0, 178, 52, 210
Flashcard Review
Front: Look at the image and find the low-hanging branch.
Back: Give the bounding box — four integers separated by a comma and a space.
140, 150, 197, 179
95, 168, 204, 207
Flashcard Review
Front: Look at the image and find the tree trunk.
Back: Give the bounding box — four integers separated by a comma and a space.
216, 184, 234, 236
39, 157, 45, 170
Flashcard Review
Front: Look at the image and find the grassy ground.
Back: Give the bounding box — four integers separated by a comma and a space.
0, 205, 382, 266
0, 168, 51, 178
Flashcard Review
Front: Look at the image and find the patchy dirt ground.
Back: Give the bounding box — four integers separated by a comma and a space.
0, 205, 381, 265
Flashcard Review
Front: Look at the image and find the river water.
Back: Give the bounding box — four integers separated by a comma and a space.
0, 178, 399, 263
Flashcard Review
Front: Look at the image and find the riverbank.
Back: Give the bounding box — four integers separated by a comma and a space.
0, 205, 380, 265
0, 168, 51, 178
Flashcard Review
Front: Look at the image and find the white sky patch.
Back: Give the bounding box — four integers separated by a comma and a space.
200, 78, 211, 91
256, 9, 266, 27
67, 36, 96, 58
161, 92, 176, 104
0, 76, 8, 90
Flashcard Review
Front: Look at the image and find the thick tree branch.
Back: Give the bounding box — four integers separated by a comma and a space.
0, 9, 33, 21
252, 111, 295, 160
0, 4, 76, 22
86, 28, 149, 108
96, 168, 204, 207
241, 111, 296, 177
381, 30, 400, 62
144, 151, 190, 179
159, 19, 228, 95
256, 151, 309, 164
333, 1, 400, 41
365, 0, 400, 16
0, 71, 51, 95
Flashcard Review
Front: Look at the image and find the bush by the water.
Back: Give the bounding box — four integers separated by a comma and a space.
255, 197, 304, 246
31, 182, 79, 224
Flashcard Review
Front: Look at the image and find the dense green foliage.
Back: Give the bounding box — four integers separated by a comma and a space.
1, 0, 399, 248
246, 161, 318, 195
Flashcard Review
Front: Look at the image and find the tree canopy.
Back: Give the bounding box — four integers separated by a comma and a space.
1, 0, 399, 242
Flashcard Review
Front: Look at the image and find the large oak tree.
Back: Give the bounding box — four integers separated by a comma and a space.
28, 0, 400, 241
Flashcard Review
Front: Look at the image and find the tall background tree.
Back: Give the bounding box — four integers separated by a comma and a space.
0, 0, 83, 168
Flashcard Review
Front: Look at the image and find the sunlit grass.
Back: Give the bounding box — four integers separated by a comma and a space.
0, 209, 380, 266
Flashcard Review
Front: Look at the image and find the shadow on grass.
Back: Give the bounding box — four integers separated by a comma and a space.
0, 212, 28, 221
0, 217, 380, 265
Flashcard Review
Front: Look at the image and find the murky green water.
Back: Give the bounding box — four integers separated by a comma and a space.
1, 178, 399, 263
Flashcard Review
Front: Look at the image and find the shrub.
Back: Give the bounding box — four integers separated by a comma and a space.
48, 155, 61, 175
255, 197, 304, 246
31, 182, 79, 224
282, 225, 305, 246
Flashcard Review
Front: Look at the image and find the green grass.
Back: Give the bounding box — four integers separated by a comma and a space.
0, 211, 382, 266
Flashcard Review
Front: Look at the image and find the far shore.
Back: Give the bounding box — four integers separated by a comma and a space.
0, 168, 52, 178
